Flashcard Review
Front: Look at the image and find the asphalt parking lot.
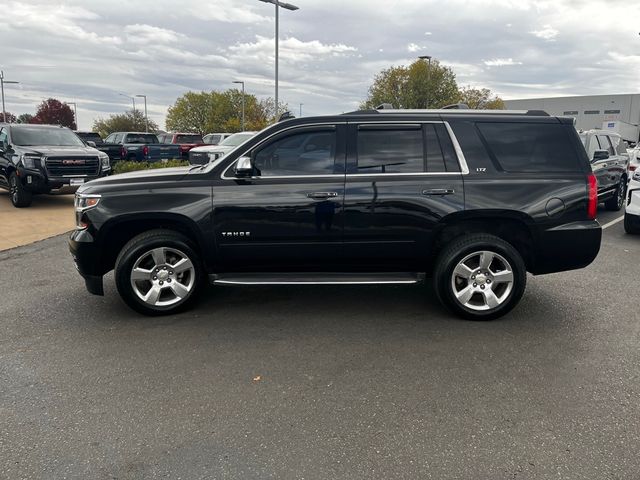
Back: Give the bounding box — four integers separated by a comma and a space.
1, 208, 638, 479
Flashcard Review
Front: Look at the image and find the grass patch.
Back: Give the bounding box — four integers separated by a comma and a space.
113, 159, 189, 175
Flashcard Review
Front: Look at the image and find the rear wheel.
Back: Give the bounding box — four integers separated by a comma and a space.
604, 179, 626, 211
624, 213, 640, 234
115, 230, 204, 315
433, 234, 526, 320
9, 172, 32, 208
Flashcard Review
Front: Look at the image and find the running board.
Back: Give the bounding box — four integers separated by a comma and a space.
209, 272, 424, 285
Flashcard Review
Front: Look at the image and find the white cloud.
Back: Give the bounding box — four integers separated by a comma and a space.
530, 24, 559, 40
192, 0, 268, 24
228, 35, 357, 63
484, 58, 523, 66
407, 43, 421, 53
123, 24, 184, 45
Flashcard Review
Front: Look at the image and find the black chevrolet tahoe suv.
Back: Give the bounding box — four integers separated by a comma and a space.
69, 109, 602, 320
0, 124, 110, 207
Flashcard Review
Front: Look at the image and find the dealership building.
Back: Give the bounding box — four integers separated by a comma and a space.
505, 93, 640, 142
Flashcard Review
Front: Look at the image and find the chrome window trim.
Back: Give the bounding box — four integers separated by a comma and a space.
220, 120, 469, 180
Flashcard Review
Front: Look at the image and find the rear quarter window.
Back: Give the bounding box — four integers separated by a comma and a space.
476, 122, 581, 173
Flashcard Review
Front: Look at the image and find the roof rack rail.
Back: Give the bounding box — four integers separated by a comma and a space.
342, 108, 550, 116
376, 103, 395, 110
278, 111, 296, 122
441, 103, 469, 109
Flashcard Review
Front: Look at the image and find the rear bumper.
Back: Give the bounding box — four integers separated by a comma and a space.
69, 229, 104, 296
532, 220, 602, 275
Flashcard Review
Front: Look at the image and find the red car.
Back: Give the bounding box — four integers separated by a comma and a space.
157, 133, 205, 158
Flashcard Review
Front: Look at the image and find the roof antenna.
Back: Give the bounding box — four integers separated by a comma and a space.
376, 103, 394, 110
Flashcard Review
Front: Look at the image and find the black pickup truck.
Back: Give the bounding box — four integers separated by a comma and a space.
103, 132, 181, 162
75, 131, 121, 163
69, 108, 601, 320
0, 123, 110, 207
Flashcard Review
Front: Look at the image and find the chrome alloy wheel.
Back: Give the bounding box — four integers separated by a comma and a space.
450, 250, 514, 311
617, 181, 626, 209
130, 247, 195, 307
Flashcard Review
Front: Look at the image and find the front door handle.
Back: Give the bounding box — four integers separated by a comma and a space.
422, 188, 455, 196
307, 191, 338, 199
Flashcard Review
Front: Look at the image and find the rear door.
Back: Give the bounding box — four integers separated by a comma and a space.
212, 124, 347, 271
342, 121, 465, 271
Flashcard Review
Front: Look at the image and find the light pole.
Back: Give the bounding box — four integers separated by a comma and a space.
232, 81, 245, 131
119, 93, 136, 114
258, 0, 299, 118
1, 71, 20, 123
136, 94, 148, 132
299, 103, 303, 117
418, 55, 432, 108
66, 102, 77, 129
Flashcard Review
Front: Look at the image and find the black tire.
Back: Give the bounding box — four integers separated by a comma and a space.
433, 234, 527, 321
114, 229, 205, 316
9, 172, 33, 208
604, 179, 626, 211
624, 213, 640, 234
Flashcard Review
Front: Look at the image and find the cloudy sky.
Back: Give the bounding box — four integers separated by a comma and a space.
1, 0, 638, 130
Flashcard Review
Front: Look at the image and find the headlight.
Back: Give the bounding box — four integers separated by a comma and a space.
208, 152, 222, 161
74, 193, 101, 211
21, 154, 40, 169
99, 153, 110, 171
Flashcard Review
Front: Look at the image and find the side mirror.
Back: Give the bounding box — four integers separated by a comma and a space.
86, 141, 96, 148
593, 150, 609, 161
234, 156, 254, 177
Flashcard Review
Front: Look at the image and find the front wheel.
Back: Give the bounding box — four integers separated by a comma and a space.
433, 234, 527, 321
115, 230, 204, 315
9, 172, 33, 208
604, 179, 626, 211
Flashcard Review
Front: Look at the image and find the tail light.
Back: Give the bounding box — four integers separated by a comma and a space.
587, 173, 597, 220
120, 146, 126, 159
630, 165, 637, 172
143, 145, 149, 157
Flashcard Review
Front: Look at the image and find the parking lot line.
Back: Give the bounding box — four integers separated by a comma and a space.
601, 216, 624, 229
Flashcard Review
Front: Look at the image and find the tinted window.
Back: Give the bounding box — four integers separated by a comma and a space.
477, 122, 580, 172
10, 126, 85, 146
176, 134, 203, 143
76, 132, 103, 143
254, 129, 337, 176
597, 135, 615, 155
357, 127, 423, 173
433, 124, 460, 172
125, 134, 158, 144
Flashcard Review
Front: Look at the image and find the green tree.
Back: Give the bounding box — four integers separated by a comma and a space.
0, 112, 17, 123
32, 98, 76, 129
457, 86, 505, 110
362, 59, 459, 109
165, 89, 285, 135
17, 113, 34, 124
92, 109, 158, 138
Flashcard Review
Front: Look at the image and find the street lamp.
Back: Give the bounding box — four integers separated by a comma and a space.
258, 0, 299, 118
119, 93, 136, 114
0, 71, 20, 124
66, 102, 77, 129
299, 103, 303, 117
232, 81, 245, 131
135, 95, 148, 132
418, 55, 432, 109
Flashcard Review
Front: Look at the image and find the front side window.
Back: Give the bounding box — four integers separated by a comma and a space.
253, 129, 337, 176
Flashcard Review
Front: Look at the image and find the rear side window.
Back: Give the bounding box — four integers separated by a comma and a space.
476, 122, 580, 172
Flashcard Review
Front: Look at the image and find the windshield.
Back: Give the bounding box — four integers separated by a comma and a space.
220, 132, 255, 147
176, 134, 203, 143
11, 126, 86, 147
125, 134, 159, 144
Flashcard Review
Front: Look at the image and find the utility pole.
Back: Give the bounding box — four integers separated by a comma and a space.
299, 103, 303, 117
232, 81, 245, 131
418, 55, 432, 108
136, 95, 148, 132
1, 71, 20, 123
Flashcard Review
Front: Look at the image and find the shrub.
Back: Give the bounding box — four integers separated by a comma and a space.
112, 159, 189, 175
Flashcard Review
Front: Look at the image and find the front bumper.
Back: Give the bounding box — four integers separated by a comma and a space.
18, 167, 106, 193
532, 220, 602, 275
69, 229, 104, 296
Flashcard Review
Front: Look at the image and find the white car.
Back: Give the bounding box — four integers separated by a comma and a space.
628, 146, 639, 180
188, 131, 257, 165
625, 169, 640, 234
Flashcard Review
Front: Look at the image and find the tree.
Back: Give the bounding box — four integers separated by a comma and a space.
165, 89, 284, 135
32, 98, 76, 129
457, 86, 505, 110
361, 59, 459, 109
0, 112, 17, 123
17, 113, 34, 124
92, 109, 159, 138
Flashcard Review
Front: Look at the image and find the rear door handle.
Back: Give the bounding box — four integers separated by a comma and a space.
422, 188, 455, 196
307, 191, 338, 199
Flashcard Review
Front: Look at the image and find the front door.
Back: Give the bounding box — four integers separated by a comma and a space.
342, 121, 465, 271
212, 124, 347, 271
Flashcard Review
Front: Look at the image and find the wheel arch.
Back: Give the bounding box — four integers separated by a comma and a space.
431, 210, 537, 272
95, 213, 209, 275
